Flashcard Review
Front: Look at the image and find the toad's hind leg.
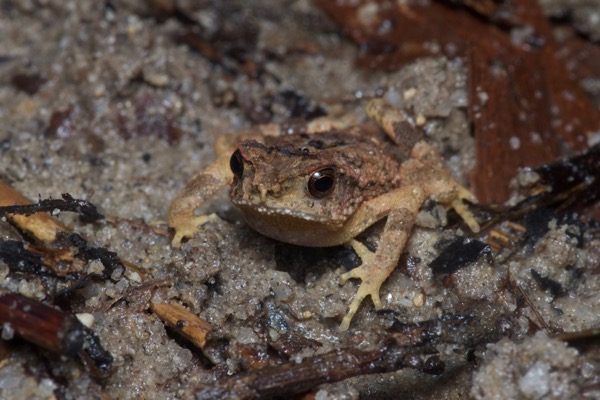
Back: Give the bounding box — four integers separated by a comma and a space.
365, 98, 423, 155
339, 186, 425, 331
409, 141, 481, 233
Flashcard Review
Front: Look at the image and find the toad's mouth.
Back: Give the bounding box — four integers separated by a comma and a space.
231, 199, 332, 223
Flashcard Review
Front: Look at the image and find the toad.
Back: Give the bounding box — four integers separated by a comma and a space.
168, 99, 480, 330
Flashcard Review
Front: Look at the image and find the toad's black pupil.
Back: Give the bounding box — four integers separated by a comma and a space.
313, 175, 333, 192
230, 149, 244, 178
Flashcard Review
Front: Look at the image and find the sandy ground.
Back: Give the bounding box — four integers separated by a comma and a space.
0, 1, 599, 399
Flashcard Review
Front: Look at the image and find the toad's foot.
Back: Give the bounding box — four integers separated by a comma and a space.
171, 213, 220, 247
339, 249, 384, 331
451, 186, 480, 233
435, 183, 480, 233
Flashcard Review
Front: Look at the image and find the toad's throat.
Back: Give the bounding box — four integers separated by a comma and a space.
235, 204, 347, 247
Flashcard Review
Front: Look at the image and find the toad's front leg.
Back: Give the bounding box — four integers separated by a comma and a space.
339, 186, 426, 331
168, 153, 233, 247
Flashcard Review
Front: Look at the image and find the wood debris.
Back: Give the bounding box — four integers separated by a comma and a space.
0, 293, 113, 377
151, 302, 212, 349
317, 0, 600, 203
0, 181, 69, 242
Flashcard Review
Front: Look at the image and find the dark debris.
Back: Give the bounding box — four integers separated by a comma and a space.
66, 233, 124, 280
10, 72, 46, 95
533, 143, 600, 211
429, 238, 492, 275
474, 143, 600, 234
80, 326, 115, 378
45, 107, 75, 138
530, 269, 564, 298
0, 240, 44, 274
0, 193, 104, 223
273, 89, 327, 120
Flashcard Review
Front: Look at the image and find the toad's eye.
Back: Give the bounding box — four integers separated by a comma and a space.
230, 149, 244, 179
307, 167, 336, 198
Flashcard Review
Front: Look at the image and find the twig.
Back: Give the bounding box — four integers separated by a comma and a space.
195, 339, 436, 400
0, 293, 113, 378
0, 181, 69, 242
0, 192, 103, 223
151, 303, 212, 349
